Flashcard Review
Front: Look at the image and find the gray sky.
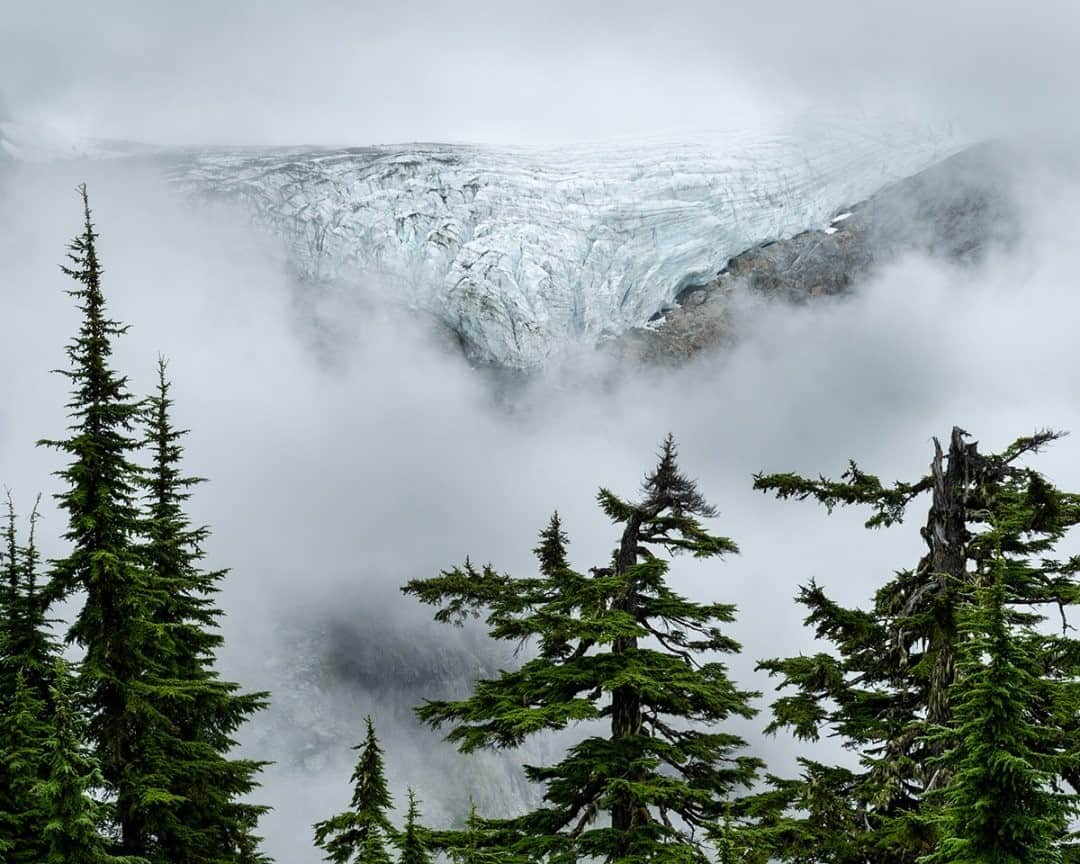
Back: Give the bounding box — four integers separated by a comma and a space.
3, 0, 1080, 145
4, 4, 1080, 861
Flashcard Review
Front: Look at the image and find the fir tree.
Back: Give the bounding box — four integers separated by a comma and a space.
133, 357, 270, 863
313, 716, 395, 864
921, 547, 1079, 864
0, 494, 56, 862
2, 495, 55, 701
446, 801, 512, 864
742, 427, 1080, 864
37, 184, 162, 855
2, 669, 50, 862
35, 660, 143, 864
404, 436, 762, 863
398, 789, 431, 864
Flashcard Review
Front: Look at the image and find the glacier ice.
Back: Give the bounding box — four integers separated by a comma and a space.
165, 120, 962, 368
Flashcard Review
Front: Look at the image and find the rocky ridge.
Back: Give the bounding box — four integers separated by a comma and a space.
613, 143, 1019, 364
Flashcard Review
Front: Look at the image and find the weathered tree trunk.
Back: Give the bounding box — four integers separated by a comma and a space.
914, 426, 973, 796
923, 427, 970, 728
610, 511, 645, 852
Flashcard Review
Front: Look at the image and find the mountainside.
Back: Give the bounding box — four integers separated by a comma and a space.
168, 120, 964, 368
614, 142, 1021, 363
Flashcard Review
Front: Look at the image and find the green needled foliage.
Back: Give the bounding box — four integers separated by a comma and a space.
37, 188, 270, 862
743, 427, 1080, 864
133, 357, 270, 863
446, 801, 519, 864
920, 550, 1079, 864
314, 716, 396, 864
2, 669, 50, 863
37, 184, 159, 856
405, 436, 761, 864
35, 660, 146, 864
0, 493, 59, 862
398, 789, 432, 864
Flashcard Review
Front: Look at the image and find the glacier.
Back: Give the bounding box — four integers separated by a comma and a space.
167, 119, 966, 368
0, 114, 966, 368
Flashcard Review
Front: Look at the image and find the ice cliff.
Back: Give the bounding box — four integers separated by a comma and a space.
169, 119, 965, 368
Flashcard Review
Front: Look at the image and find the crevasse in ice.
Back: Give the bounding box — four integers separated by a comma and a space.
172, 119, 964, 367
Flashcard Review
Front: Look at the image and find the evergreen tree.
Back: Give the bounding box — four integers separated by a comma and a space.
35, 660, 143, 864
37, 184, 163, 855
2, 669, 50, 862
398, 789, 431, 864
133, 357, 270, 863
922, 550, 1079, 864
0, 494, 56, 862
446, 801, 512, 864
404, 436, 762, 863
1, 495, 55, 700
313, 716, 395, 864
741, 427, 1080, 864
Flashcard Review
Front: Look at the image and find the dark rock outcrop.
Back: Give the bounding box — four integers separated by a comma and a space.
614, 143, 1020, 365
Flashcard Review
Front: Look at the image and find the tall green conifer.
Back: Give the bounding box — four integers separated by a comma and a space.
35, 660, 143, 864
922, 554, 1079, 864
405, 436, 761, 863
37, 185, 161, 855
398, 789, 432, 864
134, 357, 270, 863
0, 494, 57, 861
742, 427, 1080, 864
314, 716, 395, 864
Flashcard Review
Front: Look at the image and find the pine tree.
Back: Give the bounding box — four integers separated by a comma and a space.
741, 427, 1080, 864
398, 789, 431, 864
404, 436, 762, 863
314, 716, 396, 864
133, 357, 270, 863
37, 184, 163, 855
921, 550, 1079, 864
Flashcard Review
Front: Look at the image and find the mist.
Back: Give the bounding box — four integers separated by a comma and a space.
3, 2, 1080, 859
2, 140, 1080, 860
4, 1, 1080, 145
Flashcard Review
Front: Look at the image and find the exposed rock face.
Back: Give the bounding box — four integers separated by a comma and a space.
614, 143, 1019, 365
240, 592, 567, 838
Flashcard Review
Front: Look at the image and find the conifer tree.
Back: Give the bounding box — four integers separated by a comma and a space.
37, 184, 162, 855
314, 716, 396, 864
398, 789, 432, 864
35, 660, 143, 864
446, 801, 512, 864
37, 187, 271, 862
1, 496, 54, 701
922, 551, 1079, 864
133, 357, 270, 863
404, 436, 761, 863
2, 670, 50, 862
742, 427, 1080, 864
0, 494, 56, 862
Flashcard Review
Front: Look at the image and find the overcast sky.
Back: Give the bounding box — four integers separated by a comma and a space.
4, 4, 1080, 861
3, 0, 1080, 145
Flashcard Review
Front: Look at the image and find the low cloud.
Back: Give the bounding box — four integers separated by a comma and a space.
3, 143, 1080, 859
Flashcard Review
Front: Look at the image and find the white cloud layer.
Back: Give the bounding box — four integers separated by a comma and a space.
3, 144, 1080, 858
